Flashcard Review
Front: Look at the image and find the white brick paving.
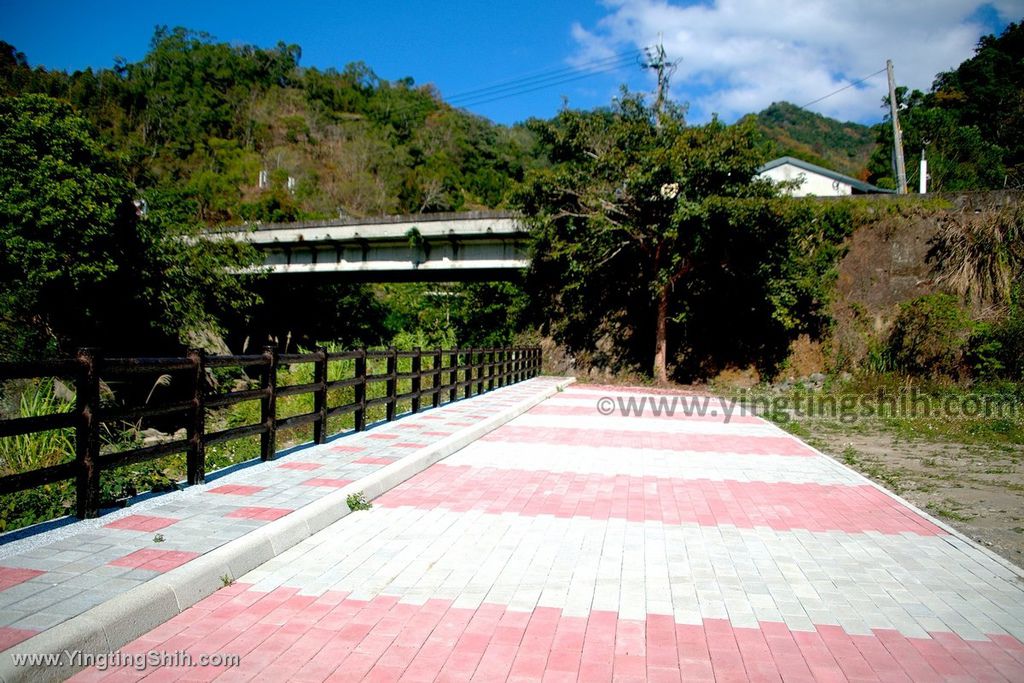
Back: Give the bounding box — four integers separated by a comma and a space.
235, 384, 1024, 648
240, 507, 1024, 641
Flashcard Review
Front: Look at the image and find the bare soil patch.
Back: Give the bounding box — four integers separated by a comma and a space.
785, 417, 1024, 567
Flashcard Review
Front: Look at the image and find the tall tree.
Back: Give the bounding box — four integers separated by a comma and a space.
0, 94, 259, 358
515, 92, 771, 381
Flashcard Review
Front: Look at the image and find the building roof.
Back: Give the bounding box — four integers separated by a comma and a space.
757, 156, 895, 194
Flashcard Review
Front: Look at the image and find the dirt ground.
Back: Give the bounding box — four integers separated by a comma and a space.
783, 417, 1024, 568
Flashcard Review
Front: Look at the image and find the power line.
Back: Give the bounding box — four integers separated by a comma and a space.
799, 67, 887, 110
449, 57, 644, 109
446, 50, 642, 105
372, 49, 646, 121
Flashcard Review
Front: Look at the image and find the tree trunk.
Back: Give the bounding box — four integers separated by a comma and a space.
653, 282, 669, 383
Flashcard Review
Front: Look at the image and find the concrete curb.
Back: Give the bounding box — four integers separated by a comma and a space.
0, 377, 575, 683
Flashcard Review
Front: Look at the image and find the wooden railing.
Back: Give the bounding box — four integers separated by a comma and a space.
0, 345, 541, 519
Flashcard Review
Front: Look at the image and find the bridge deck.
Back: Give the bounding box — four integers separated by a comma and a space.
215, 212, 530, 278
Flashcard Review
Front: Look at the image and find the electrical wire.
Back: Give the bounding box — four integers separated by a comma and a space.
449, 56, 644, 109
445, 50, 643, 105
799, 67, 886, 110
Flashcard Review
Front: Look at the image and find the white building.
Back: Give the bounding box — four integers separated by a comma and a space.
757, 156, 892, 197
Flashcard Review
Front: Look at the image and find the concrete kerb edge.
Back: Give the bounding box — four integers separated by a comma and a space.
753, 413, 1024, 581
0, 376, 575, 683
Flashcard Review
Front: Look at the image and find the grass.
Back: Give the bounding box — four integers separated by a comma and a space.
346, 492, 372, 511
0, 378, 74, 476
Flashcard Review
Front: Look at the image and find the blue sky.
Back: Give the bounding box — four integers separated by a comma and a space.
1, 1, 1015, 126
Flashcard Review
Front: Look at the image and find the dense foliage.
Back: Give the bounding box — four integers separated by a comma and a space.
869, 22, 1024, 191
516, 92, 855, 381
0, 95, 260, 358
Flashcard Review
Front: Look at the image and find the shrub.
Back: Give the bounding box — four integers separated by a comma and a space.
886, 293, 971, 377
967, 289, 1024, 380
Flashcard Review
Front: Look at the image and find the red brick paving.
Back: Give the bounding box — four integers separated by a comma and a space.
109, 549, 201, 572
103, 515, 180, 532
207, 485, 266, 496
376, 464, 942, 535
278, 462, 324, 471
69, 587, 1024, 682
0, 627, 38, 651
300, 478, 355, 489
0, 566, 44, 591
225, 507, 293, 521
354, 456, 398, 465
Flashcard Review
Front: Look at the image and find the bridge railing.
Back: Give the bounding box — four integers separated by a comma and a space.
0, 345, 541, 519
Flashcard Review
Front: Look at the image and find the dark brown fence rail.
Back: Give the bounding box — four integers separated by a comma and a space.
0, 345, 541, 519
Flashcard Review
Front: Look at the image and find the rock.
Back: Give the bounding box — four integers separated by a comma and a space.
141, 427, 186, 447
185, 327, 232, 355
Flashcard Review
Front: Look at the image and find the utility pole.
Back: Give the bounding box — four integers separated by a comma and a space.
887, 59, 908, 194
644, 35, 677, 123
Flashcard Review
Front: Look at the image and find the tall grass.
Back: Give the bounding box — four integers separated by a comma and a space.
0, 379, 74, 476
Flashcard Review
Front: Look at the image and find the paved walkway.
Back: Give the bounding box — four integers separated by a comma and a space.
0, 377, 563, 659
61, 385, 1024, 680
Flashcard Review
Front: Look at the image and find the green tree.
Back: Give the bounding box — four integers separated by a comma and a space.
0, 94, 260, 358
516, 92, 772, 381
0, 94, 140, 357
869, 22, 1023, 191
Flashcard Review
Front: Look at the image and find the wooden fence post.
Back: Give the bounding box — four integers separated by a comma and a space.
313, 345, 329, 444
75, 347, 101, 519
432, 349, 441, 408
487, 348, 495, 391
386, 346, 397, 421
463, 349, 472, 399
354, 350, 367, 432
475, 348, 484, 394
186, 348, 206, 485
411, 347, 422, 413
260, 345, 278, 461
448, 349, 458, 403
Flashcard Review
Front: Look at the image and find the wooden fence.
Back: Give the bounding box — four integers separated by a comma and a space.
0, 345, 541, 519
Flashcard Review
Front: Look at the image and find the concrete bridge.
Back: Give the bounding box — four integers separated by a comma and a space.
214, 210, 529, 282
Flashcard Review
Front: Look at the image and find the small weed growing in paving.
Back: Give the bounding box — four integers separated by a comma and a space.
347, 492, 372, 511
220, 574, 233, 587
152, 533, 164, 543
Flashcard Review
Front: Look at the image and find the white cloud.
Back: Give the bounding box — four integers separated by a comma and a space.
570, 0, 1016, 123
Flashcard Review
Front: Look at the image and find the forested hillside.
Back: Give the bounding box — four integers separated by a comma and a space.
0, 27, 541, 227
743, 102, 877, 178
869, 22, 1024, 191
